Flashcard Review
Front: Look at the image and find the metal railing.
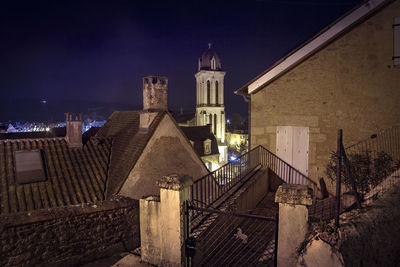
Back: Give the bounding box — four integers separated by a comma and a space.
344, 126, 400, 201
191, 147, 260, 213
309, 127, 400, 225
191, 146, 319, 220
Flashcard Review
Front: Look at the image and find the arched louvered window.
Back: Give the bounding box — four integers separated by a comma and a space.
209, 114, 212, 132
207, 80, 211, 104
214, 114, 217, 135
215, 81, 219, 104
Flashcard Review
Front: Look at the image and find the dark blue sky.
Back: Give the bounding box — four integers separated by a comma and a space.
0, 0, 362, 120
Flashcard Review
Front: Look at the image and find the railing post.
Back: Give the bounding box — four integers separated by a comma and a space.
335, 129, 343, 227
341, 144, 362, 209
275, 184, 313, 266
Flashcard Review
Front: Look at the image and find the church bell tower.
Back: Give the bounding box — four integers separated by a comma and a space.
195, 44, 226, 144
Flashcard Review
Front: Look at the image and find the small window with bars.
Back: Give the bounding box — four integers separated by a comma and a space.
394, 17, 400, 66
14, 150, 46, 184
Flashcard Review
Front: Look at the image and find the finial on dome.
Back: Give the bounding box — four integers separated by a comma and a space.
208, 43, 212, 49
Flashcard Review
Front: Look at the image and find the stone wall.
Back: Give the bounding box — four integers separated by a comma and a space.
0, 196, 139, 267
297, 182, 400, 266
250, 0, 400, 193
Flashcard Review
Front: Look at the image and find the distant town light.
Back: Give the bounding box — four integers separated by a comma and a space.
41, 100, 47, 104
226, 119, 230, 124
46, 127, 50, 132
230, 155, 237, 161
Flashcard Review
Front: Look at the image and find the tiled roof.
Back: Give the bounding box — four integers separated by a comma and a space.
180, 125, 219, 157
82, 126, 101, 144
97, 111, 165, 197
0, 137, 111, 215
0, 110, 168, 214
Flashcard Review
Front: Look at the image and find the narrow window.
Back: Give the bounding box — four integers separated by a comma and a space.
214, 114, 217, 135
394, 17, 400, 66
207, 80, 211, 104
215, 81, 219, 104
211, 57, 216, 70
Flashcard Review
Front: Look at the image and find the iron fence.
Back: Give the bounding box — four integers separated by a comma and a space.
309, 126, 400, 225
186, 203, 278, 267
344, 126, 400, 202
191, 146, 321, 222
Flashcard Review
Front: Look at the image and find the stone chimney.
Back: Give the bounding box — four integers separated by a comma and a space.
65, 112, 82, 149
140, 76, 168, 130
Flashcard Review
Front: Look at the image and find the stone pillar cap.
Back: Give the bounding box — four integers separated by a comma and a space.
157, 174, 193, 190
275, 184, 313, 206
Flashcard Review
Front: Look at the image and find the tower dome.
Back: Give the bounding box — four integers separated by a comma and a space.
198, 43, 222, 71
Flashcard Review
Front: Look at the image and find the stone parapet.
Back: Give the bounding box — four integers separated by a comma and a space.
275, 184, 313, 206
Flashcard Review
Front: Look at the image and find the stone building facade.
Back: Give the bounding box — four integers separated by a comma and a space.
236, 0, 400, 192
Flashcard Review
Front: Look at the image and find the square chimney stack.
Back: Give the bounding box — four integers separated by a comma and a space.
65, 113, 82, 149
140, 76, 168, 131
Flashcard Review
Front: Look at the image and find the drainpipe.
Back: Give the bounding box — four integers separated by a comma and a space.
243, 95, 251, 150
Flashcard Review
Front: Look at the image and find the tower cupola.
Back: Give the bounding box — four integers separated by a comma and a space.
198, 43, 222, 71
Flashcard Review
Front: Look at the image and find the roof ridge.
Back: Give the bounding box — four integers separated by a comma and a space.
236, 0, 393, 95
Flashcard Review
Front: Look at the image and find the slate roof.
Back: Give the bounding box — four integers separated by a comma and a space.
0, 136, 111, 215
96, 111, 165, 198
180, 125, 219, 157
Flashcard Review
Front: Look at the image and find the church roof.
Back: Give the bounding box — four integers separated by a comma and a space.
199, 44, 222, 71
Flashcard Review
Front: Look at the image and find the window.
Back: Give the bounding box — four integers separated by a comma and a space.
214, 114, 217, 135
394, 17, 400, 66
204, 139, 212, 155
207, 80, 211, 104
211, 57, 216, 70
14, 150, 46, 184
215, 81, 219, 104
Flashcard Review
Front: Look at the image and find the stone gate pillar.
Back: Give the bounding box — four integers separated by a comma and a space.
275, 184, 312, 267
140, 174, 193, 267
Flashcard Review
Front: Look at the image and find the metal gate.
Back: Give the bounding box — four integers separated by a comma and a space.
185, 202, 278, 267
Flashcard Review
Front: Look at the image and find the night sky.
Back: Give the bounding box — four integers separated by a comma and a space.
0, 0, 362, 121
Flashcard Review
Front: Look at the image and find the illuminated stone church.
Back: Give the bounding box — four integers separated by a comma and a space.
195, 44, 227, 165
